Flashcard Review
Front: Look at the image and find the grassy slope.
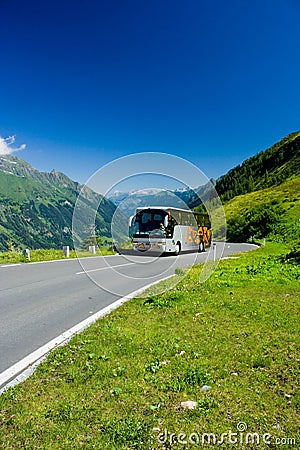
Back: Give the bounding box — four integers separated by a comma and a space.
211, 176, 300, 243
0, 244, 299, 449
0, 248, 115, 264
224, 177, 300, 222
0, 172, 48, 203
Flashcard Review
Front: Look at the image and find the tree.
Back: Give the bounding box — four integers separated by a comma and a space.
227, 202, 283, 242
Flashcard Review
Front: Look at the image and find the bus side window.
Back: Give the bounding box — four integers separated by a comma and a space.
142, 213, 151, 223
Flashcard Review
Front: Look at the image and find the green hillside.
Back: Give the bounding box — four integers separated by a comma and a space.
187, 131, 300, 210
223, 177, 300, 244
0, 156, 116, 251
191, 132, 300, 244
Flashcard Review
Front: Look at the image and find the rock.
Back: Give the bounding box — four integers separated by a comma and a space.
200, 385, 212, 392
181, 400, 198, 410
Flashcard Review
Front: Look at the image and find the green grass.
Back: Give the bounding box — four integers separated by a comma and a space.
0, 172, 48, 203
0, 243, 299, 449
212, 176, 300, 243
0, 247, 115, 264
224, 177, 300, 224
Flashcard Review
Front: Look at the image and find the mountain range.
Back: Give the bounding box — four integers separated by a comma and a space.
0, 131, 299, 251
108, 131, 300, 213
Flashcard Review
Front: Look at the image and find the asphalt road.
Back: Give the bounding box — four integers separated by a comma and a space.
0, 242, 258, 376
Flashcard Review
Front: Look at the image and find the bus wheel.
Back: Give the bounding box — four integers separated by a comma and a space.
174, 243, 181, 256
198, 241, 205, 252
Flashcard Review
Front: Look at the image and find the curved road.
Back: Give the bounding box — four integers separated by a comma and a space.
0, 242, 258, 385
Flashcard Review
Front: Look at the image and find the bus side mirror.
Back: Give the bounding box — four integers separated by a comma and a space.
129, 215, 135, 227
164, 216, 168, 227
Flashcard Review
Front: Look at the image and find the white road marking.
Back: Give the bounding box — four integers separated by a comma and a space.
76, 261, 136, 275
0, 255, 117, 269
0, 274, 174, 393
1, 264, 22, 268
28, 254, 117, 265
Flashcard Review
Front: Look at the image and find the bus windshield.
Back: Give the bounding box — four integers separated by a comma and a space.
134, 209, 171, 236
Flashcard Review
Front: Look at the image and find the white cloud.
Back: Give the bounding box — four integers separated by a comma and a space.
0, 135, 26, 156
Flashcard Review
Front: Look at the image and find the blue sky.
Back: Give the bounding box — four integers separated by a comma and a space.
0, 0, 299, 185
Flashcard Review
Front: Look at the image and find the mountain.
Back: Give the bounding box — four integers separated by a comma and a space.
2, 131, 299, 251
183, 131, 300, 210
107, 188, 192, 217
215, 131, 300, 203
174, 180, 218, 208
108, 189, 164, 207
0, 155, 116, 251
194, 131, 300, 244
107, 183, 218, 214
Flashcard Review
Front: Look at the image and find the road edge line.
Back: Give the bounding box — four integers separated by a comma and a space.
0, 274, 174, 394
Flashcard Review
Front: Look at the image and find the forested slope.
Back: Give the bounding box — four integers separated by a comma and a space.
0, 156, 116, 251
215, 131, 300, 202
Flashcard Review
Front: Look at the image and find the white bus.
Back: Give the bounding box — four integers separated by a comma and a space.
131, 206, 211, 255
